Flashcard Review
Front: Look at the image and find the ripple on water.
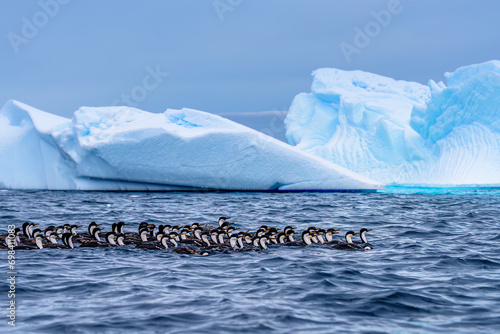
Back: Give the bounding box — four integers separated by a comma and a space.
0, 190, 500, 334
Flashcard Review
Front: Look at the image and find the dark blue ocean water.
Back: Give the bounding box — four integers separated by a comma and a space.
1, 188, 500, 334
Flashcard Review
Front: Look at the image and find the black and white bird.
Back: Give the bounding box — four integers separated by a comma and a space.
282, 230, 314, 247
332, 231, 371, 251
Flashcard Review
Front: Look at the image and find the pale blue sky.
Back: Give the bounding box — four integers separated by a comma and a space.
1, 0, 499, 118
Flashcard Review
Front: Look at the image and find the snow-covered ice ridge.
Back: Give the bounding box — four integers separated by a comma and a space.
285, 61, 500, 185
0, 101, 382, 191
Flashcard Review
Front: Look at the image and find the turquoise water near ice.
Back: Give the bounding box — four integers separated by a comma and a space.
1, 188, 500, 333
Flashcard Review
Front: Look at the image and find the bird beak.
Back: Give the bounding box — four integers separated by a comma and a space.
368, 229, 373, 231
353, 232, 359, 235
97, 224, 102, 226
34, 223, 39, 225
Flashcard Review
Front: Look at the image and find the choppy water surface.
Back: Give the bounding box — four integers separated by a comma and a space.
1, 189, 500, 333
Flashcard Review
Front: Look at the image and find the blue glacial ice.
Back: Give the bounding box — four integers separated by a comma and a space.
0, 100, 382, 191
285, 61, 500, 186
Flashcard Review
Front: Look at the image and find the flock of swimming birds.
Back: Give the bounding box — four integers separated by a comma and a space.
1, 217, 374, 255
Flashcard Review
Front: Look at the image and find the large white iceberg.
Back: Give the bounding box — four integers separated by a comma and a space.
285, 61, 500, 185
0, 100, 382, 191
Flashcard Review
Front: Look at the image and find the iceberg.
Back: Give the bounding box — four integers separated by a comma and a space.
0, 100, 382, 191
285, 61, 500, 185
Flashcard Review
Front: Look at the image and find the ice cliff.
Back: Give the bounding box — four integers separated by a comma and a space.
285, 61, 500, 185
0, 100, 382, 191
